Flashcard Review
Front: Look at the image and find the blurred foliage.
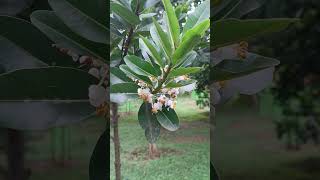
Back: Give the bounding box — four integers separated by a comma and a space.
252, 0, 320, 149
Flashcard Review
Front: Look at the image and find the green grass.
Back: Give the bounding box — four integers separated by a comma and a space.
213, 102, 320, 180
15, 118, 105, 180
110, 95, 210, 180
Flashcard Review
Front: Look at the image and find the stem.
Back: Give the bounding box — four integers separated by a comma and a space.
111, 103, 121, 180
111, 2, 140, 179
152, 65, 172, 94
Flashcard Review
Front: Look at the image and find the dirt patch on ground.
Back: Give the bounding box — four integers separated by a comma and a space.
174, 135, 208, 143
179, 121, 209, 129
126, 147, 183, 161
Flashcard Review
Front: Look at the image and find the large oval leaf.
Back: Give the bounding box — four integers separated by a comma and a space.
139, 36, 164, 67
211, 53, 279, 82
110, 82, 139, 94
48, 0, 108, 44
0, 16, 76, 69
150, 19, 172, 60
168, 67, 202, 78
30, 10, 108, 62
0, 0, 33, 15
138, 102, 161, 143
156, 108, 179, 131
212, 18, 298, 49
0, 101, 95, 130
89, 130, 107, 180
124, 55, 157, 77
110, 67, 132, 85
182, 0, 210, 34
0, 67, 98, 100
162, 0, 180, 47
111, 2, 140, 26
119, 65, 152, 85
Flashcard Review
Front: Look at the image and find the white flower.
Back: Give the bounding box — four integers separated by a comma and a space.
165, 99, 177, 109
175, 75, 188, 82
99, 65, 109, 77
164, 65, 169, 72
88, 85, 106, 107
152, 102, 163, 113
88, 68, 100, 79
168, 88, 179, 97
157, 95, 167, 105
179, 83, 196, 94
137, 80, 147, 88
138, 88, 153, 102
161, 88, 169, 93
79, 56, 91, 64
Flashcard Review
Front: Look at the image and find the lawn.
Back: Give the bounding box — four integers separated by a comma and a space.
213, 97, 320, 180
0, 118, 105, 180
110, 95, 210, 180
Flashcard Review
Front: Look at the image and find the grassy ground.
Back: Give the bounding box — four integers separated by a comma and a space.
3, 118, 106, 180
213, 99, 320, 180
110, 95, 210, 180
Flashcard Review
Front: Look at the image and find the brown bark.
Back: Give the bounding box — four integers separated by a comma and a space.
148, 143, 160, 159
111, 103, 121, 180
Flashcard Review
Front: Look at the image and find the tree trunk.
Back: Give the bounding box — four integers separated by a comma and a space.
111, 103, 121, 180
7, 129, 28, 180
210, 84, 216, 164
148, 143, 159, 159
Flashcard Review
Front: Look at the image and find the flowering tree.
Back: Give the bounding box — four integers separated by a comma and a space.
111, 0, 209, 158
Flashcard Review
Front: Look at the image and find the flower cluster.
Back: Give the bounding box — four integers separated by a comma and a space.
137, 79, 182, 114
53, 44, 109, 116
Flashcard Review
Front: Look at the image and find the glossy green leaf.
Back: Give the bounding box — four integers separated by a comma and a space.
173, 20, 209, 66
212, 0, 239, 21
124, 55, 157, 77
30, 10, 108, 62
139, 36, 164, 67
177, 51, 198, 67
181, 19, 210, 43
0, 0, 34, 15
151, 19, 172, 60
156, 108, 179, 131
48, 0, 108, 44
224, 0, 265, 19
110, 82, 139, 94
168, 67, 202, 78
89, 130, 107, 180
110, 67, 132, 83
172, 35, 201, 66
119, 65, 153, 85
162, 0, 180, 47
165, 79, 195, 88
212, 54, 279, 82
138, 102, 161, 143
111, 2, 140, 26
182, 0, 210, 34
0, 16, 76, 69
213, 18, 298, 49
0, 67, 98, 100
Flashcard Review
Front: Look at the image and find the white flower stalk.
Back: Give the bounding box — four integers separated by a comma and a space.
88, 85, 107, 107
152, 102, 163, 113
88, 68, 100, 79
138, 88, 153, 103
165, 99, 177, 109
211, 41, 249, 65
